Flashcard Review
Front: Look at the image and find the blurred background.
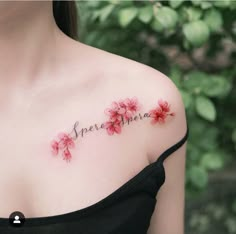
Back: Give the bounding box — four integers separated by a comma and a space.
70, 1, 235, 233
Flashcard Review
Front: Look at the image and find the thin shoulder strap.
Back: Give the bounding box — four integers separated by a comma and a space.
156, 123, 189, 164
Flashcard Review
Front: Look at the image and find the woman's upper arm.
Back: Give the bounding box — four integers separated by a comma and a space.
147, 142, 187, 234
139, 67, 188, 234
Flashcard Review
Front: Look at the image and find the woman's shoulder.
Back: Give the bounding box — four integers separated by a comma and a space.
74, 41, 179, 93
70, 41, 188, 162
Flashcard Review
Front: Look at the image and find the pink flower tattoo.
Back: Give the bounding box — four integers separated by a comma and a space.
104, 119, 122, 135
50, 132, 75, 162
104, 97, 141, 135
148, 99, 175, 124
50, 97, 175, 162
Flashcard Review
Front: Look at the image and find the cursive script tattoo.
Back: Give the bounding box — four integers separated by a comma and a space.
50, 97, 175, 162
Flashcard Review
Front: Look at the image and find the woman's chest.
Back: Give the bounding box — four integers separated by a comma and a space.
0, 103, 148, 218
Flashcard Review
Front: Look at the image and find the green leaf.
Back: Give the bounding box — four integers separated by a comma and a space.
107, 0, 120, 4
91, 10, 102, 21
200, 152, 224, 170
204, 8, 223, 32
151, 18, 164, 32
138, 5, 153, 23
188, 166, 208, 189
195, 96, 216, 121
230, 1, 236, 10
99, 4, 115, 23
169, 0, 184, 8
184, 7, 203, 21
191, 0, 202, 6
202, 75, 232, 97
183, 20, 210, 47
214, 0, 231, 8
183, 71, 208, 93
188, 144, 202, 163
180, 90, 193, 109
154, 6, 179, 29
118, 7, 138, 27
169, 65, 182, 87
200, 1, 213, 9
85, 1, 101, 8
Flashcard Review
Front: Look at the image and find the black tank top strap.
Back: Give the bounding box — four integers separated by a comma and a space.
156, 123, 189, 164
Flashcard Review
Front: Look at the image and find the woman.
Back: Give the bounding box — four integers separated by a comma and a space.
0, 1, 189, 234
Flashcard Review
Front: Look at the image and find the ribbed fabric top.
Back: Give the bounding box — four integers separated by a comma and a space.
0, 125, 189, 234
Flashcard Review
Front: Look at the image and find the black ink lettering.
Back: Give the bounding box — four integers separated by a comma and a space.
60, 110, 168, 144
78, 128, 88, 138
127, 116, 133, 125
120, 115, 125, 126
139, 113, 143, 120
94, 124, 100, 130
72, 121, 79, 138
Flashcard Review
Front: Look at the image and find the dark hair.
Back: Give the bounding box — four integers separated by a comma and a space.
53, 1, 79, 40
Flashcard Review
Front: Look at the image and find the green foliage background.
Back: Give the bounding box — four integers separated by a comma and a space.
76, 1, 236, 232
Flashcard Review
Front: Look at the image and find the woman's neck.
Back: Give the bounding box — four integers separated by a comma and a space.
0, 1, 61, 91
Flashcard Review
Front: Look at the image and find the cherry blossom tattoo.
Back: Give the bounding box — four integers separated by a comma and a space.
104, 97, 141, 135
50, 97, 175, 162
148, 99, 175, 124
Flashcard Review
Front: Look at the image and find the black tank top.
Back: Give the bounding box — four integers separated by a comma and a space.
0, 125, 189, 234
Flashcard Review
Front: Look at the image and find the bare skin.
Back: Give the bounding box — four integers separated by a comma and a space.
0, 2, 187, 234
